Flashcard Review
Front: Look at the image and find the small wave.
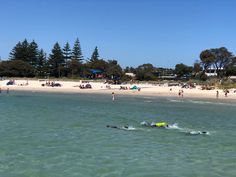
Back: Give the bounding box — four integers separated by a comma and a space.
144, 100, 152, 103
187, 100, 236, 106
121, 125, 137, 131
167, 123, 182, 130
167, 99, 183, 103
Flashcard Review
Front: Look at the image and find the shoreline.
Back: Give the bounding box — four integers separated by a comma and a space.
1, 79, 236, 101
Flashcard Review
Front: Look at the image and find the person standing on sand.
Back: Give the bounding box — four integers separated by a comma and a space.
224, 89, 229, 97
216, 90, 219, 98
112, 92, 115, 101
178, 90, 181, 97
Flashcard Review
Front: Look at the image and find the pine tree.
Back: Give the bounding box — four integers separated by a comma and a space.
9, 39, 29, 62
28, 40, 39, 68
90, 46, 99, 62
63, 42, 71, 66
9, 39, 39, 68
37, 49, 47, 77
48, 42, 64, 77
9, 41, 22, 60
72, 38, 83, 63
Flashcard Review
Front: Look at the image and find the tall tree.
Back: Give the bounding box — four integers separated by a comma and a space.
72, 38, 83, 63
200, 49, 215, 71
211, 47, 234, 77
90, 46, 99, 62
9, 39, 30, 62
200, 47, 235, 78
36, 49, 47, 77
63, 42, 72, 63
48, 42, 64, 77
63, 42, 72, 76
9, 39, 39, 69
28, 40, 39, 68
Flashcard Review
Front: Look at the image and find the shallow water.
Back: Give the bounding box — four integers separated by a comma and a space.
0, 91, 235, 177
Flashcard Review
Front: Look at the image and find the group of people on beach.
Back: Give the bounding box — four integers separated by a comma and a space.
216, 89, 230, 98
178, 89, 184, 97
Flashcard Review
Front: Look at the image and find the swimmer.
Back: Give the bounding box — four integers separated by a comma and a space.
186, 131, 209, 135
106, 125, 130, 130
106, 125, 119, 129
140, 121, 151, 126
140, 121, 169, 128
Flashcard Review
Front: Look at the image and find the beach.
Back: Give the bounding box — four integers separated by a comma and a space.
1, 79, 236, 100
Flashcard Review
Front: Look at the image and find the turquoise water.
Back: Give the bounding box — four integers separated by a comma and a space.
0, 91, 235, 177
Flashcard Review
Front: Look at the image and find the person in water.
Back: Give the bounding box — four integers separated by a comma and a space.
112, 92, 115, 101
186, 131, 208, 135
141, 121, 169, 128
106, 125, 129, 129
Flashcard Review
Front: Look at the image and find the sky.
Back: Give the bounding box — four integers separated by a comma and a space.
1, 0, 236, 68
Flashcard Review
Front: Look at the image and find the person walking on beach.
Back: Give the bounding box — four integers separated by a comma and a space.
224, 89, 229, 97
112, 92, 115, 101
216, 90, 219, 98
178, 90, 181, 97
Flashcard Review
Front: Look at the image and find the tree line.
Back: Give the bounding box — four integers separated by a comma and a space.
0, 38, 236, 81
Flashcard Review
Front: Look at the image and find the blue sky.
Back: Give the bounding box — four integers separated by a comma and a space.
1, 0, 236, 68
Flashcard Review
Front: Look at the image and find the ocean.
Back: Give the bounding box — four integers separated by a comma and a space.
0, 91, 235, 177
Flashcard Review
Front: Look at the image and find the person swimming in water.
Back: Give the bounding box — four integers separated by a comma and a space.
106, 125, 129, 130
186, 131, 209, 135
140, 121, 169, 128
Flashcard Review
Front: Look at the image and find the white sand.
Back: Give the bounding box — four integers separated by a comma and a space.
0, 79, 236, 100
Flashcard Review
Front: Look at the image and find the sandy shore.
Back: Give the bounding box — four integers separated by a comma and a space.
1, 79, 236, 100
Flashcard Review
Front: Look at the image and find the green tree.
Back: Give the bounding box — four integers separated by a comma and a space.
72, 38, 83, 63
36, 49, 47, 77
106, 60, 123, 80
9, 39, 39, 70
225, 57, 236, 77
200, 47, 235, 78
211, 47, 234, 78
124, 66, 136, 73
87, 47, 108, 71
175, 63, 192, 78
135, 63, 156, 81
28, 40, 39, 68
68, 59, 81, 78
193, 62, 202, 73
48, 42, 65, 77
63, 42, 72, 76
200, 49, 215, 71
9, 39, 30, 62
0, 60, 34, 77
90, 46, 99, 62
63, 42, 72, 63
